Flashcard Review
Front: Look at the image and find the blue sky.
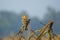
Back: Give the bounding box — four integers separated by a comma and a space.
0, 0, 60, 19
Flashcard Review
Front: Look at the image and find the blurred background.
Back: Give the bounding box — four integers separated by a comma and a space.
0, 0, 60, 38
